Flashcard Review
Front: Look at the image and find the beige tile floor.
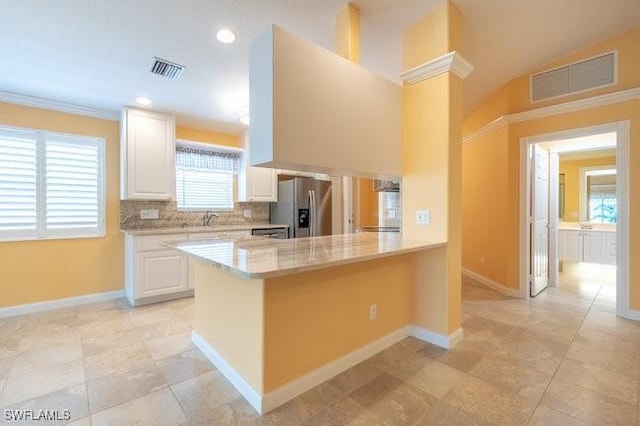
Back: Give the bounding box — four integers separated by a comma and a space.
0, 262, 638, 425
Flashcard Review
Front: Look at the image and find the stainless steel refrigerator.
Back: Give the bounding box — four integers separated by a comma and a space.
270, 177, 332, 238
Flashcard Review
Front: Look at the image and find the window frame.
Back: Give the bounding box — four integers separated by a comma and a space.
579, 164, 617, 223
175, 139, 241, 212
0, 124, 106, 242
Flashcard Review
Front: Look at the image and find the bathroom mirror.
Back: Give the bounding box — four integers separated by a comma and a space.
581, 167, 617, 223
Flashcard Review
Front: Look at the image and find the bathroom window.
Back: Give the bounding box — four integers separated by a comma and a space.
587, 170, 617, 223
175, 141, 240, 211
0, 125, 105, 241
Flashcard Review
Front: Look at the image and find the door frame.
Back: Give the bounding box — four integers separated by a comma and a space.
519, 121, 630, 319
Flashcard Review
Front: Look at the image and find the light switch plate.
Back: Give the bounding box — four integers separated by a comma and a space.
416, 210, 430, 225
243, 209, 252, 218
140, 209, 159, 219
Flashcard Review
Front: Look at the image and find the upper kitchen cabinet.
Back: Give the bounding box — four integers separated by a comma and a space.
120, 108, 176, 200
238, 131, 277, 202
249, 26, 401, 178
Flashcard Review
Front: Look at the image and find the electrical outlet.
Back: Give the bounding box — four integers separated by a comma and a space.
140, 209, 159, 219
416, 210, 430, 225
369, 304, 377, 321
243, 209, 252, 219
480, 256, 485, 267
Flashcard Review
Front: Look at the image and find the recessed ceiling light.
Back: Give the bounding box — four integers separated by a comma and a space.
216, 28, 236, 44
136, 97, 152, 106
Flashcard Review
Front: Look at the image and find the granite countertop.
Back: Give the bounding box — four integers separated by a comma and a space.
121, 224, 289, 236
167, 232, 446, 279
558, 223, 616, 233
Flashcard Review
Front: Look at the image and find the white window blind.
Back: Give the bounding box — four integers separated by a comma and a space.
175, 142, 239, 211
0, 129, 38, 238
0, 125, 105, 241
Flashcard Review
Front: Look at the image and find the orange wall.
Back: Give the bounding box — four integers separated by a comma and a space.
0, 104, 241, 308
402, 1, 463, 334
0, 103, 122, 307
175, 126, 240, 148
264, 255, 411, 391
462, 27, 640, 307
560, 156, 617, 222
462, 126, 510, 286
358, 178, 378, 227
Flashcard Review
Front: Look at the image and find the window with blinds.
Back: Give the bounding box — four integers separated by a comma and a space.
175, 141, 239, 211
587, 172, 617, 223
0, 125, 105, 241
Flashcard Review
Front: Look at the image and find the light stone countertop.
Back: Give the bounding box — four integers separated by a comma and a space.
166, 232, 446, 279
120, 223, 289, 236
558, 223, 616, 233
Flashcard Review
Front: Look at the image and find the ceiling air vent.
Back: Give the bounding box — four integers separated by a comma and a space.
531, 51, 616, 103
150, 57, 185, 80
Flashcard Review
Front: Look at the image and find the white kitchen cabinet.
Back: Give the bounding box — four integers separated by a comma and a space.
238, 166, 278, 202
125, 233, 190, 306
238, 132, 277, 202
125, 229, 253, 304
559, 229, 616, 265
120, 108, 176, 200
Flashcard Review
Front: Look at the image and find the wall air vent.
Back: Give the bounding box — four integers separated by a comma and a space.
531, 51, 616, 103
150, 57, 185, 80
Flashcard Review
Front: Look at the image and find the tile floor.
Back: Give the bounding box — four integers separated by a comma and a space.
0, 263, 638, 425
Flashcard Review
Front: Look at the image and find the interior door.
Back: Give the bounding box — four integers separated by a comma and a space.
531, 145, 550, 296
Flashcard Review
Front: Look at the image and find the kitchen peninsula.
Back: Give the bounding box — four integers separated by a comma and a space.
169, 232, 446, 414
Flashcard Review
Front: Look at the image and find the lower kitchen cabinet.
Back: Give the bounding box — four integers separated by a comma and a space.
559, 229, 616, 266
138, 250, 189, 296
125, 229, 252, 305
125, 233, 191, 306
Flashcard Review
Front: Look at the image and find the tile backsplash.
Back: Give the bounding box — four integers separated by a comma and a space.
120, 200, 270, 229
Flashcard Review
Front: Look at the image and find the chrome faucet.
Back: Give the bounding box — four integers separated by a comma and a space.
203, 211, 219, 226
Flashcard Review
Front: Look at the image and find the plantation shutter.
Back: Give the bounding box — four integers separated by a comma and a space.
45, 134, 103, 237
0, 128, 38, 239
0, 125, 105, 241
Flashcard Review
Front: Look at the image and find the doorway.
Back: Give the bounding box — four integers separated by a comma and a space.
519, 121, 631, 319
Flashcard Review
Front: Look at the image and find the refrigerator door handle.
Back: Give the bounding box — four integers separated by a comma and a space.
310, 190, 317, 237
308, 190, 314, 237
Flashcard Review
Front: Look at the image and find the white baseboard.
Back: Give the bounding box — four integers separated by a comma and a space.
619, 309, 640, 322
0, 290, 126, 319
409, 326, 463, 349
192, 327, 411, 415
262, 326, 411, 413
193, 323, 465, 415
463, 268, 521, 298
191, 331, 263, 413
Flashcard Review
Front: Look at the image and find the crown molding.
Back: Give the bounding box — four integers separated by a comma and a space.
0, 91, 119, 121
400, 51, 474, 85
463, 87, 640, 144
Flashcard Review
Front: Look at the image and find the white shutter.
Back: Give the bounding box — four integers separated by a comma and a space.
0, 129, 38, 239
0, 125, 105, 241
176, 167, 234, 210
45, 134, 104, 237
